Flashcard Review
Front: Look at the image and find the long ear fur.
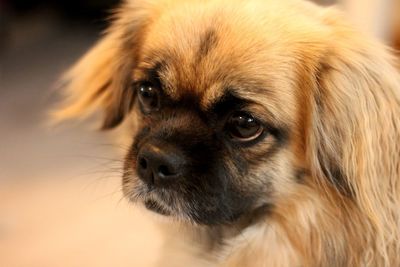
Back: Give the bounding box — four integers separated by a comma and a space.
307, 11, 400, 265
52, 1, 154, 129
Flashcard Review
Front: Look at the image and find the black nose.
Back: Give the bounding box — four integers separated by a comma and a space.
137, 142, 185, 187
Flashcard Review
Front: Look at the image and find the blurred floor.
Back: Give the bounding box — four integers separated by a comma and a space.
0, 13, 162, 267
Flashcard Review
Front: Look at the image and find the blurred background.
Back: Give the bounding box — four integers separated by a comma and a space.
0, 0, 399, 266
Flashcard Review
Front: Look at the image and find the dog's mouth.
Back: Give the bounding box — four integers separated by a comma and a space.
123, 160, 258, 224
144, 198, 171, 216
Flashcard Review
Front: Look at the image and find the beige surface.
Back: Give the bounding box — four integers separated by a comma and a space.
339, 0, 395, 40
0, 179, 162, 267
0, 15, 162, 267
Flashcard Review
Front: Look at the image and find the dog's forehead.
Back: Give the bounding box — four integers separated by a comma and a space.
133, 0, 325, 116
137, 26, 224, 102
137, 25, 273, 109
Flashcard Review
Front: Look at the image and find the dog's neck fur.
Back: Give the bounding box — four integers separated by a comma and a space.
154, 204, 298, 267
156, 216, 299, 267
156, 179, 394, 267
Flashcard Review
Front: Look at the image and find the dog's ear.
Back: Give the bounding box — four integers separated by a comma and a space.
307, 14, 400, 197
53, 3, 153, 129
306, 12, 400, 251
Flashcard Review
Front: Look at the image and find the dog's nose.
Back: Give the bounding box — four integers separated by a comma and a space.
137, 142, 185, 187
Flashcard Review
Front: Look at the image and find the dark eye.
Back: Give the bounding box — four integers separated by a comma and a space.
137, 82, 160, 113
226, 112, 264, 142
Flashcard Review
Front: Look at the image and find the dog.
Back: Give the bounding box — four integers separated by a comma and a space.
54, 0, 400, 266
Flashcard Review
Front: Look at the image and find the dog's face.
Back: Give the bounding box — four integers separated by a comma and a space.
119, 0, 325, 225
124, 49, 292, 224
57, 0, 343, 225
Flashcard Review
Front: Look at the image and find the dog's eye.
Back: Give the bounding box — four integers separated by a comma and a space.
137, 82, 160, 113
226, 112, 263, 142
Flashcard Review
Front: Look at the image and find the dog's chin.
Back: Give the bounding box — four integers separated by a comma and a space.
124, 186, 176, 217
123, 179, 259, 225
139, 195, 272, 228
127, 189, 216, 225
143, 199, 172, 216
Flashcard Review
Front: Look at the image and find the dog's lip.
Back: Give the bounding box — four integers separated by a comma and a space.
144, 199, 171, 216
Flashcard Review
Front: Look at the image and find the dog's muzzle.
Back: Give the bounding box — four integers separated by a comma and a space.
136, 139, 187, 189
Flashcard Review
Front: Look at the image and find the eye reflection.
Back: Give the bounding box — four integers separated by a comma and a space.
226, 112, 264, 142
137, 82, 160, 113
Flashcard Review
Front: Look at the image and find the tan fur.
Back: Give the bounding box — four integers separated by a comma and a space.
54, 0, 400, 266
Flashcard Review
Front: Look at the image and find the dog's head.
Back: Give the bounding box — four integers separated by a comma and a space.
54, 0, 400, 230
